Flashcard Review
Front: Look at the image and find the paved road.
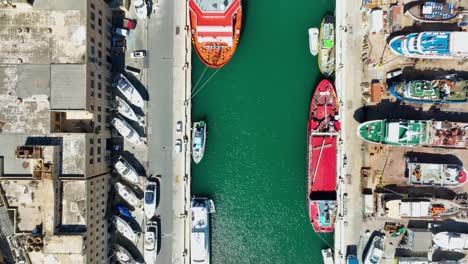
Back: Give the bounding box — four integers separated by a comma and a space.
146, 0, 190, 263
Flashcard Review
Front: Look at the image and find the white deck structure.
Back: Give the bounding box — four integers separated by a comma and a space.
433, 232, 468, 250
190, 198, 214, 264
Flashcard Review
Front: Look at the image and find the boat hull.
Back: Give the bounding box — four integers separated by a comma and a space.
190, 198, 213, 264
389, 80, 468, 104
307, 80, 339, 233
114, 158, 140, 185
189, 0, 242, 68
192, 121, 207, 164
405, 1, 457, 23
309, 28, 319, 56
318, 16, 335, 77
115, 183, 141, 208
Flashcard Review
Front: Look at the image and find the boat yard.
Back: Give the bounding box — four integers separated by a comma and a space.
335, 0, 468, 263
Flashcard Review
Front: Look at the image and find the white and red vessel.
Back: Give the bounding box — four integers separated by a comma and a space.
189, 0, 242, 68
307, 79, 340, 233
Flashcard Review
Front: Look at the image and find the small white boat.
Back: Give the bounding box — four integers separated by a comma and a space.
144, 180, 158, 219
144, 221, 158, 264
321, 248, 334, 264
111, 117, 142, 144
133, 0, 148, 20
114, 157, 140, 185
364, 234, 385, 264
114, 73, 144, 108
192, 121, 207, 164
190, 197, 214, 264
113, 244, 136, 264
112, 215, 138, 243
115, 96, 143, 124
308, 27, 319, 56
115, 182, 141, 208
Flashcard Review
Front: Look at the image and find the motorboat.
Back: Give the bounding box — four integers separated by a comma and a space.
144, 221, 158, 264
191, 197, 215, 264
308, 28, 319, 56
112, 215, 138, 243
113, 244, 136, 264
192, 121, 207, 164
363, 235, 385, 264
115, 182, 141, 208
318, 16, 335, 76
144, 180, 158, 219
321, 248, 334, 264
115, 96, 143, 124
133, 0, 148, 20
111, 117, 142, 144
114, 157, 140, 185
113, 73, 144, 108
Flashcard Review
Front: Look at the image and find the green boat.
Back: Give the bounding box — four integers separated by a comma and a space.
318, 15, 335, 77
358, 120, 467, 148
390, 79, 467, 104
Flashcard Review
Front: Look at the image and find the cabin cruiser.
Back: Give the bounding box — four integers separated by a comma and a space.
111, 117, 142, 144
144, 221, 158, 264
114, 157, 140, 185
113, 73, 144, 108
115, 96, 143, 124
112, 215, 139, 243
115, 182, 141, 208
144, 179, 158, 219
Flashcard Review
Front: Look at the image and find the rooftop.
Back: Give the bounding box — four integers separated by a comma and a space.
50, 64, 87, 110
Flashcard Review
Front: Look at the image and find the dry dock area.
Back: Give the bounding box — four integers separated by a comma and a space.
336, 0, 468, 263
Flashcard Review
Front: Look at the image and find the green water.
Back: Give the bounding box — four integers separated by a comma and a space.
192, 1, 335, 263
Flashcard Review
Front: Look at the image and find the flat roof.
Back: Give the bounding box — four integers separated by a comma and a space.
50, 64, 87, 110
451, 32, 468, 54
61, 181, 87, 225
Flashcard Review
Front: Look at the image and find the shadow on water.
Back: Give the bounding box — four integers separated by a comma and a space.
239, 0, 247, 39
353, 99, 468, 123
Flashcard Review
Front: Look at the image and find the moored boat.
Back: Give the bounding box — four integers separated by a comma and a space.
321, 248, 334, 264
112, 215, 139, 243
308, 28, 319, 56
405, 1, 457, 23
385, 198, 463, 219
111, 117, 142, 144
115, 96, 143, 123
318, 16, 335, 76
433, 232, 468, 250
144, 179, 158, 219
192, 121, 207, 164
114, 157, 140, 185
363, 235, 385, 264
357, 120, 467, 148
190, 197, 214, 264
389, 79, 467, 104
144, 221, 158, 264
307, 80, 340, 233
189, 0, 242, 68
115, 182, 141, 208
389, 32, 468, 59
113, 244, 136, 264
407, 161, 467, 187
113, 73, 144, 108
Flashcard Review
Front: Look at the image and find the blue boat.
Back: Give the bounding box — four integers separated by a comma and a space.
389, 31, 468, 59
116, 204, 133, 219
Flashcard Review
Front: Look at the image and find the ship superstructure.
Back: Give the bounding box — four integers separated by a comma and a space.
390, 79, 467, 104
407, 161, 467, 187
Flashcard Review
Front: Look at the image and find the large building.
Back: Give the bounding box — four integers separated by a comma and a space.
0, 0, 113, 263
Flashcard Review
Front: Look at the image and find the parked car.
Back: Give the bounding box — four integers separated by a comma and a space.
176, 121, 182, 133
133, 0, 148, 19
130, 50, 146, 58
113, 27, 130, 37
123, 18, 137, 30
125, 65, 141, 75
175, 139, 182, 153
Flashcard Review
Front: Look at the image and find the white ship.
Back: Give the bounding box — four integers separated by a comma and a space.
144, 221, 158, 264
113, 244, 136, 264
114, 73, 144, 108
364, 235, 385, 264
114, 157, 140, 185
192, 121, 207, 164
321, 248, 334, 264
407, 161, 467, 187
115, 96, 143, 124
111, 117, 142, 144
308, 28, 319, 56
112, 215, 139, 243
115, 182, 141, 208
144, 180, 158, 219
190, 197, 215, 264
433, 232, 468, 250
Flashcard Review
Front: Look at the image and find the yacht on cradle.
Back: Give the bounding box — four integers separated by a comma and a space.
113, 244, 136, 264
192, 121, 207, 164
112, 215, 139, 243
115, 182, 141, 208
405, 1, 457, 23
191, 197, 215, 264
407, 160, 467, 187
144, 221, 158, 264
389, 31, 468, 59
111, 117, 142, 145
115, 96, 143, 124
357, 119, 467, 148
363, 234, 385, 264
114, 157, 140, 185
113, 73, 144, 108
308, 28, 319, 56
389, 79, 467, 104
384, 198, 463, 219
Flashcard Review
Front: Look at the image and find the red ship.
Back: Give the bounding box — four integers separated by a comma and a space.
189, 0, 242, 68
307, 79, 340, 233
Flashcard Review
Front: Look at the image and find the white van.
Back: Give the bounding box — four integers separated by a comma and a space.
113, 28, 129, 37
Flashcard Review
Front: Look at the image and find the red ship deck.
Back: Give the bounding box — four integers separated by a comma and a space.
308, 136, 337, 192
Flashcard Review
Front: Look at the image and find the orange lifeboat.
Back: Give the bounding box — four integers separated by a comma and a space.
189, 0, 242, 68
